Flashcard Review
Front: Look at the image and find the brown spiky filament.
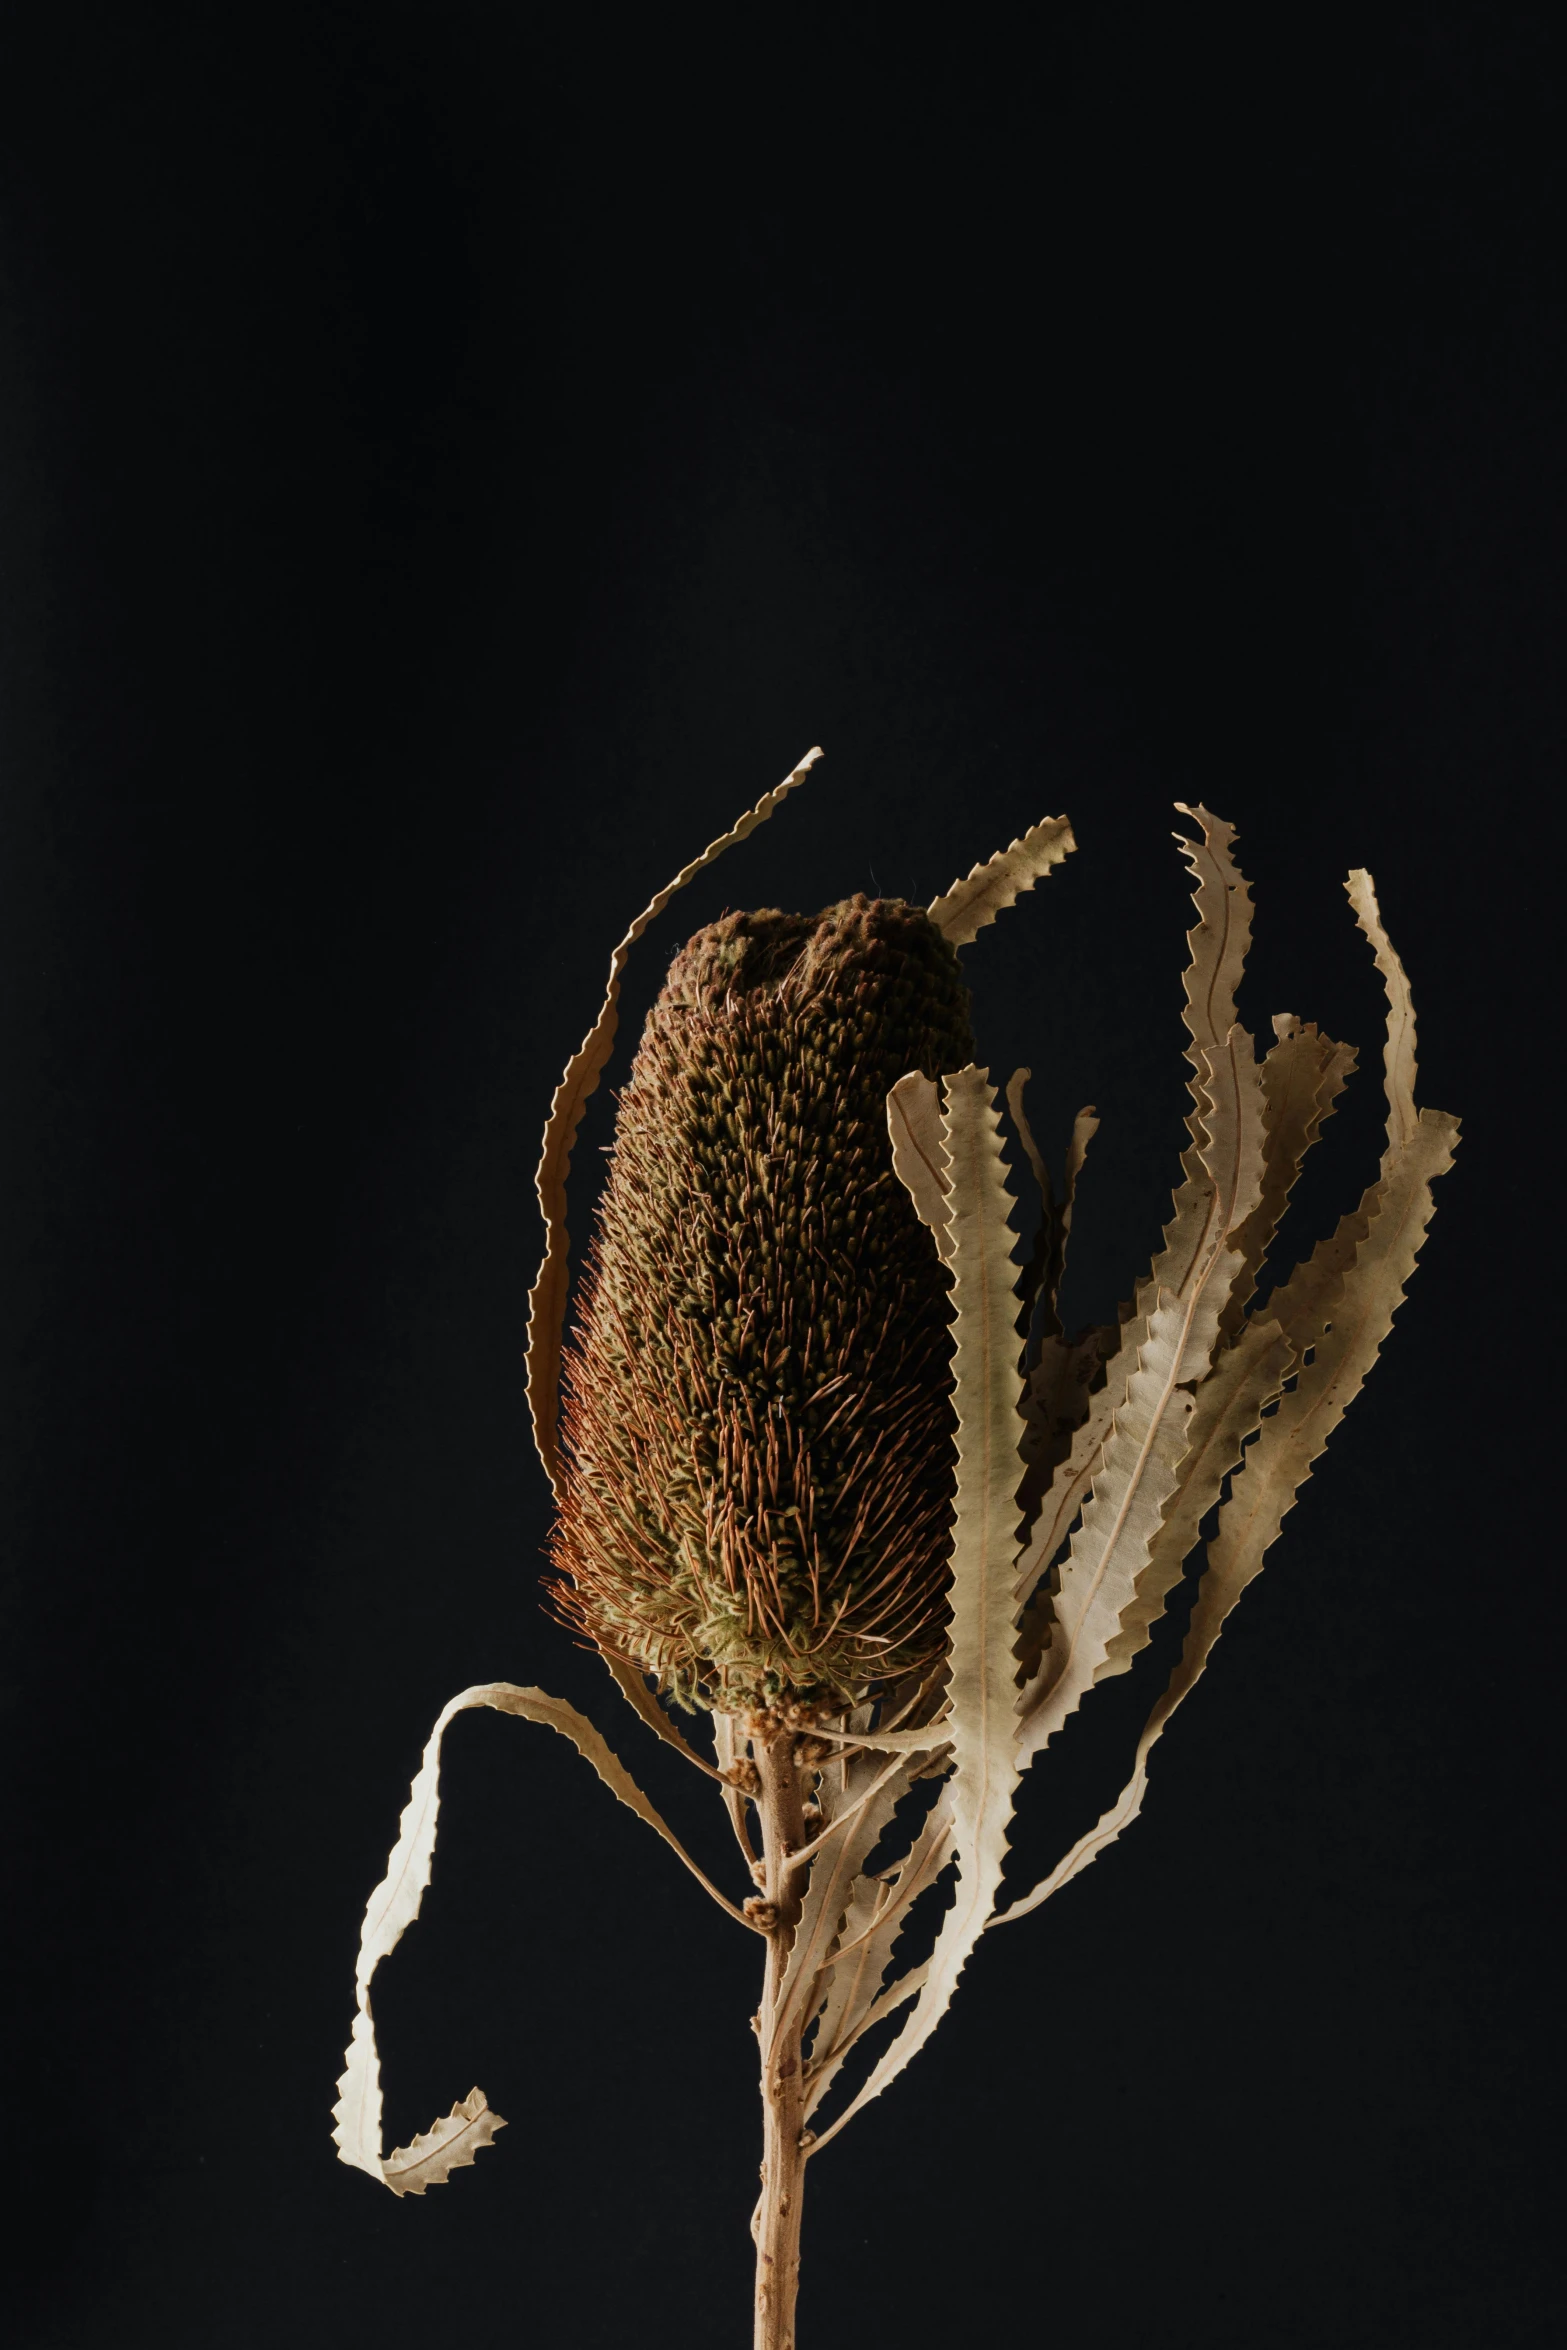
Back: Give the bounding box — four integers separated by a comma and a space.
548, 895, 974, 1714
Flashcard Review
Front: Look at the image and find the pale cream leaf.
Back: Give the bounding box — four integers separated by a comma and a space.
1014, 808, 1268, 1748
804, 1066, 1024, 2140
333, 1679, 761, 2193
887, 1072, 953, 1263
1217, 1018, 1357, 1346
927, 816, 1075, 947
382, 2090, 506, 2199
998, 881, 1456, 1925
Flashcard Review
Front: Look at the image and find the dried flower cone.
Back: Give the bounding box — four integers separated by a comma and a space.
549, 896, 974, 1715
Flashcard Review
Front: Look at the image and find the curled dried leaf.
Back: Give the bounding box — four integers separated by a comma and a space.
333, 1680, 762, 2195
383, 2091, 506, 2198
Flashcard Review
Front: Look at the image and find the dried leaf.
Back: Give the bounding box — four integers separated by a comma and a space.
1259, 875, 1429, 1358
886, 1071, 953, 1264
333, 1680, 760, 2192
804, 1066, 1024, 2141
1004, 1067, 1052, 1208
1171, 800, 1253, 1054
1019, 1291, 1198, 1736
382, 2090, 506, 2198
927, 815, 1076, 947
602, 1650, 724, 1781
524, 747, 822, 1493
999, 1105, 1456, 1927
806, 1722, 953, 1755
1097, 1312, 1292, 1676
1014, 1323, 1121, 1608
996, 873, 1457, 1927
713, 1709, 759, 1865
770, 1749, 919, 2068
1217, 1016, 1357, 1347
804, 1795, 955, 2127
1062, 1103, 1099, 1220
1015, 807, 1267, 1752
1004, 1073, 1098, 1345
805, 1962, 932, 2123
1012, 1355, 1120, 1626
1348, 868, 1420, 1150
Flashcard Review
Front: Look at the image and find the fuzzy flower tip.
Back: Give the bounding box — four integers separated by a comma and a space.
548, 895, 975, 1714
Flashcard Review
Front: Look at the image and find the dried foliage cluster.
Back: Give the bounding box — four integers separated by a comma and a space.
332, 752, 1456, 2350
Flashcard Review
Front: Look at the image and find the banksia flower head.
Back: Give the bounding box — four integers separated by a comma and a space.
549, 895, 975, 1716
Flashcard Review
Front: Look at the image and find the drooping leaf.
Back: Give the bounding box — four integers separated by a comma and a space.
333, 1681, 760, 2192
524, 748, 822, 1493
382, 2090, 506, 2199
927, 815, 1076, 947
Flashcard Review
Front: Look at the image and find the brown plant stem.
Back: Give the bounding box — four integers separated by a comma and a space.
752, 1724, 810, 2350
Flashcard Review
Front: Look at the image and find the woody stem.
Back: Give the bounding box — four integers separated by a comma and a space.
752, 1726, 810, 2350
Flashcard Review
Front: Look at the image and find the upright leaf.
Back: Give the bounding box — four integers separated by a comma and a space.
1005, 1071, 1098, 1347
1098, 1312, 1291, 1676
524, 748, 822, 1492
768, 1748, 920, 2071
804, 1792, 956, 2129
886, 1070, 954, 1263
998, 870, 1457, 1926
1015, 807, 1267, 1751
802, 1066, 1024, 2143
1217, 1016, 1357, 1346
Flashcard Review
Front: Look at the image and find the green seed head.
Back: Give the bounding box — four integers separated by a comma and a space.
548, 894, 974, 1714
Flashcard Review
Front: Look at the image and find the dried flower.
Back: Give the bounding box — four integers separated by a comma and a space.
334, 761, 1455, 2350
548, 896, 974, 1715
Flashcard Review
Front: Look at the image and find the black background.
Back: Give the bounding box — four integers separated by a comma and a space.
1, 10, 1558, 2347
